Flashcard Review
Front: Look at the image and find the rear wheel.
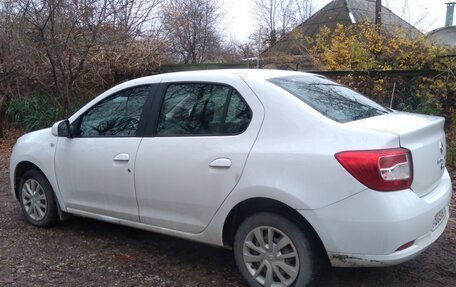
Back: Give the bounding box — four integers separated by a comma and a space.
233, 213, 318, 287
19, 169, 59, 227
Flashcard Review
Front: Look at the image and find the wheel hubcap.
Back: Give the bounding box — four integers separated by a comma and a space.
21, 179, 47, 221
243, 226, 299, 287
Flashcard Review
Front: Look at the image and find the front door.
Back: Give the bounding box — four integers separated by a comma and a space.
55, 85, 152, 221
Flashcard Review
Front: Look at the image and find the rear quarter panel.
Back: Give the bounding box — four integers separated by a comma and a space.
203, 75, 402, 245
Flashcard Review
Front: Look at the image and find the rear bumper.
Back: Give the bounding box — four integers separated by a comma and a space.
299, 169, 452, 267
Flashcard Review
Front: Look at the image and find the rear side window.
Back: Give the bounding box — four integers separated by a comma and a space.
268, 75, 389, 123
157, 83, 252, 136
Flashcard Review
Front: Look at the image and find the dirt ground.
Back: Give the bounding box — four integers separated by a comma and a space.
0, 136, 455, 287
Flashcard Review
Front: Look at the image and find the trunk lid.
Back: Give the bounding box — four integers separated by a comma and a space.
347, 112, 446, 197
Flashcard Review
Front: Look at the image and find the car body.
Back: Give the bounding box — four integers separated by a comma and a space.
10, 69, 452, 286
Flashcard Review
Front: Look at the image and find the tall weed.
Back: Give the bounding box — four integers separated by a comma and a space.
6, 93, 60, 132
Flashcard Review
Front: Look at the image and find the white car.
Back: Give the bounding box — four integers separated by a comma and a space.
10, 69, 452, 286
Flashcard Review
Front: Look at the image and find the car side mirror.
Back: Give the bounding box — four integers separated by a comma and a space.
51, 120, 73, 138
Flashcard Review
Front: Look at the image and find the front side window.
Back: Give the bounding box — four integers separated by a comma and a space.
77, 86, 150, 137
157, 83, 252, 136
269, 75, 390, 123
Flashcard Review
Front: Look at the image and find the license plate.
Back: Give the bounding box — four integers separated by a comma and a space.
432, 207, 446, 231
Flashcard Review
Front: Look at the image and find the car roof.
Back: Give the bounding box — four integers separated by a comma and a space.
160, 69, 315, 81
110, 69, 320, 95
129, 69, 315, 84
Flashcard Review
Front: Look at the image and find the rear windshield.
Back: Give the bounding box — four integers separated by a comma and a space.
268, 75, 390, 123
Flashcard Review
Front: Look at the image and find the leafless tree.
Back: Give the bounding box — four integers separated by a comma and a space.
109, 0, 162, 38
251, 0, 315, 46
383, 0, 433, 28
161, 0, 223, 64
5, 0, 162, 115
251, 0, 280, 45
0, 0, 28, 133
278, 0, 296, 36
218, 38, 256, 63
294, 0, 315, 25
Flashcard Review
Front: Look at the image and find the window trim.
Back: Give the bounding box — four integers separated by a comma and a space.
150, 81, 253, 138
72, 84, 157, 138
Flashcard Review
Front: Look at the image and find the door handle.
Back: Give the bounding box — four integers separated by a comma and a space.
209, 158, 231, 168
114, 153, 130, 162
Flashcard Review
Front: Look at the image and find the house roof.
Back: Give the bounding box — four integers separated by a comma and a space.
263, 0, 423, 56
426, 26, 456, 47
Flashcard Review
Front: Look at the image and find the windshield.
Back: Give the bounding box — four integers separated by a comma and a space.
268, 75, 390, 123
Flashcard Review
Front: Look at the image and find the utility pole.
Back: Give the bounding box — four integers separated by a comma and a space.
375, 0, 382, 25
257, 27, 262, 69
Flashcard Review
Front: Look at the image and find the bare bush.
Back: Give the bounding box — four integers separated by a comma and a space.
0, 0, 163, 125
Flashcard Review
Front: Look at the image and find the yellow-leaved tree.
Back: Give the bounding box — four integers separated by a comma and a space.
301, 21, 456, 166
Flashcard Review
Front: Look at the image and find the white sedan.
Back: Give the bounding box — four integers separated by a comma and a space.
10, 69, 452, 286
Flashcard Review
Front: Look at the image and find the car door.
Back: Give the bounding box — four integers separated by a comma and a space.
135, 75, 264, 233
55, 85, 154, 222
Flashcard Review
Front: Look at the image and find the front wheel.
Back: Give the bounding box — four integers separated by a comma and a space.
233, 213, 319, 287
19, 169, 59, 227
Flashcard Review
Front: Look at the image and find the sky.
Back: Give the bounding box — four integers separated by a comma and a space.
221, 0, 453, 42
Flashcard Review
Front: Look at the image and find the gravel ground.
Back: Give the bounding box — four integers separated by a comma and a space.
0, 137, 455, 287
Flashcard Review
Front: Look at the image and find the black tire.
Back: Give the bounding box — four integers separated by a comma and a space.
18, 169, 59, 227
233, 212, 319, 287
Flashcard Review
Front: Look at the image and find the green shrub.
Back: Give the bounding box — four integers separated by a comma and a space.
396, 93, 441, 116
6, 93, 61, 132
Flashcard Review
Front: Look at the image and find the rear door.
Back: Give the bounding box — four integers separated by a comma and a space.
135, 75, 264, 233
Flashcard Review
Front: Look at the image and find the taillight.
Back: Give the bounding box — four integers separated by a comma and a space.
335, 148, 413, 191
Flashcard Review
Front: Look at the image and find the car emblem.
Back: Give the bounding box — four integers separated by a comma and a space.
437, 141, 445, 170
